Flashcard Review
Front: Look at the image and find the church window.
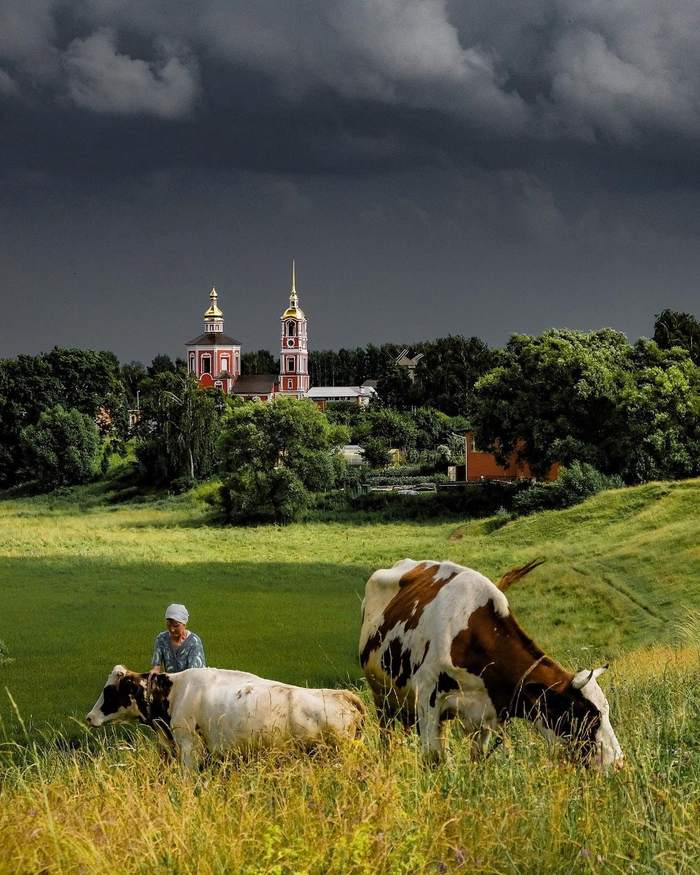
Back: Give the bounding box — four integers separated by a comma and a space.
288, 321, 295, 336
221, 356, 229, 372
189, 354, 195, 373
202, 355, 211, 375
287, 357, 295, 372
287, 379, 293, 389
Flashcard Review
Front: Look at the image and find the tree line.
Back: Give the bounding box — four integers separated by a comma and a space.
0, 310, 698, 515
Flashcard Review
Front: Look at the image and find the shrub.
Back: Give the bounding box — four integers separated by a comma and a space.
512, 462, 623, 516
20, 405, 102, 489
360, 438, 391, 468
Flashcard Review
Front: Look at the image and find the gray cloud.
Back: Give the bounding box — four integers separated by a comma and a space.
62, 28, 199, 118
2, 0, 700, 156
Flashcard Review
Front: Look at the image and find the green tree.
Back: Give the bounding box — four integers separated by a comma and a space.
365, 408, 417, 451
241, 349, 279, 375
121, 361, 148, 406
616, 341, 700, 482
473, 329, 632, 477
218, 397, 348, 523
136, 373, 226, 485
653, 309, 700, 365
20, 405, 102, 488
414, 336, 496, 416
148, 354, 177, 378
361, 437, 391, 468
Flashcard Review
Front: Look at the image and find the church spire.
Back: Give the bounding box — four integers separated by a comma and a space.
282, 260, 304, 318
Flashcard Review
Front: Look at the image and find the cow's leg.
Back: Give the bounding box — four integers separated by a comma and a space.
416, 694, 443, 762
172, 727, 197, 771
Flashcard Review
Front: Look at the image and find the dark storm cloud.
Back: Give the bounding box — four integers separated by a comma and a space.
2, 1, 699, 363
2, 0, 700, 181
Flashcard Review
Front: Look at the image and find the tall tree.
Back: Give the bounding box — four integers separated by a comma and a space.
218, 397, 348, 522
653, 309, 700, 365
21, 405, 102, 488
473, 329, 633, 477
241, 349, 278, 375
135, 373, 226, 484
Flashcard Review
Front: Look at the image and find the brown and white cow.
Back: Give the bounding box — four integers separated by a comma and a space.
359, 558, 624, 769
86, 666, 365, 768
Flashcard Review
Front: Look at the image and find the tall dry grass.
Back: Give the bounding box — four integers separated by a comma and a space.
1, 645, 699, 874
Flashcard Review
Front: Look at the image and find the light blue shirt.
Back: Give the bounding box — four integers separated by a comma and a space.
151, 631, 206, 673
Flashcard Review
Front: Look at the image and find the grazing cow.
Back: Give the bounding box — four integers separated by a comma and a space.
86, 666, 365, 768
359, 558, 624, 770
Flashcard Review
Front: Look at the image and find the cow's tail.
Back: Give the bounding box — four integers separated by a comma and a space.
495, 558, 545, 592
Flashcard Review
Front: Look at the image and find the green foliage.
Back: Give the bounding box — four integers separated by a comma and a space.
135, 373, 226, 485
20, 404, 102, 488
241, 349, 279, 375
308, 336, 495, 415
360, 437, 391, 468
218, 397, 348, 523
473, 329, 700, 483
147, 353, 177, 378
413, 335, 496, 416
512, 462, 623, 515
0, 347, 128, 488
654, 308, 700, 365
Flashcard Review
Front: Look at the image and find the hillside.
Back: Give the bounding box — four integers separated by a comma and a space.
0, 478, 698, 728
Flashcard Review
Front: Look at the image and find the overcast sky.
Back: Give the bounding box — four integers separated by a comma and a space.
2, 0, 699, 364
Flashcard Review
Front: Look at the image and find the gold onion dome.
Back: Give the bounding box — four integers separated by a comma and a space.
204, 286, 223, 319
282, 261, 305, 319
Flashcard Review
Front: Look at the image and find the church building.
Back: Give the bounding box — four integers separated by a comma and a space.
185, 264, 309, 401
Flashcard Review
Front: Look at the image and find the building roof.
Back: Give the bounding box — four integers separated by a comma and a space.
307, 386, 377, 399
186, 333, 241, 346
230, 374, 278, 395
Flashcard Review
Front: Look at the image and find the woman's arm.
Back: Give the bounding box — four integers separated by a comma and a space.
187, 635, 206, 669
150, 634, 164, 673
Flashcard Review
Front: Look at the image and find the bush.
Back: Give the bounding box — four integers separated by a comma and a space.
20, 405, 102, 489
360, 438, 391, 468
512, 462, 623, 516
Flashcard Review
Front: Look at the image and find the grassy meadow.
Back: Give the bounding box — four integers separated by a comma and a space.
0, 478, 699, 873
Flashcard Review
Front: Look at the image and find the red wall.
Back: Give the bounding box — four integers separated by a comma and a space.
465, 432, 560, 482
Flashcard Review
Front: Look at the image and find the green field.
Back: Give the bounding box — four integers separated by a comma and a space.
1, 481, 700, 873
1, 479, 699, 729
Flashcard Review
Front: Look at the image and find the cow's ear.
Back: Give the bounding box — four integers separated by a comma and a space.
592, 665, 608, 680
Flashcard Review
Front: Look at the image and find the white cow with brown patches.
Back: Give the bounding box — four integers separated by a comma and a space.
359, 558, 624, 770
86, 666, 365, 768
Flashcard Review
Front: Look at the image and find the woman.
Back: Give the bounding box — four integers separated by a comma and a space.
150, 603, 206, 674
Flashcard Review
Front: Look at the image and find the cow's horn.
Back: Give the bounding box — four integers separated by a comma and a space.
571, 669, 594, 690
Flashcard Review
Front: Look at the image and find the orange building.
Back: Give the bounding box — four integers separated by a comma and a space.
464, 431, 560, 482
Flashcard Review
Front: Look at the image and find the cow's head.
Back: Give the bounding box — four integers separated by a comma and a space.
533, 665, 624, 770
85, 665, 146, 727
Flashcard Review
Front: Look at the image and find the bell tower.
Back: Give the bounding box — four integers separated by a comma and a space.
278, 260, 309, 397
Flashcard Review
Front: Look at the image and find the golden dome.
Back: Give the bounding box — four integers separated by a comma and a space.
204, 286, 224, 320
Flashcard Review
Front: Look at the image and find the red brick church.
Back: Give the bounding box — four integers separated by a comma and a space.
186, 263, 310, 401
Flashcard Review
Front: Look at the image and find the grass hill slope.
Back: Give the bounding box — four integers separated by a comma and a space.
0, 478, 698, 728
0, 481, 700, 873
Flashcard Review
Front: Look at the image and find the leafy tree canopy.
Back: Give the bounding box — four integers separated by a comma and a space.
135, 373, 226, 486
218, 397, 349, 523
653, 309, 700, 365
473, 329, 700, 482
20, 404, 102, 489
